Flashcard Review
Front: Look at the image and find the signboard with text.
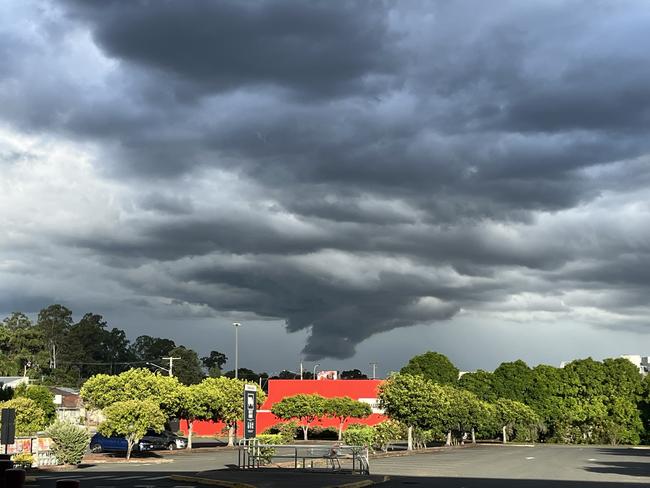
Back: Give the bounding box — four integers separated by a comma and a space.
316, 370, 338, 380
243, 384, 257, 439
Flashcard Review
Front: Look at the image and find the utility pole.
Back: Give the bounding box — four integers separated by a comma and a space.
370, 362, 378, 379
300, 361, 303, 380
162, 356, 181, 376
233, 322, 241, 379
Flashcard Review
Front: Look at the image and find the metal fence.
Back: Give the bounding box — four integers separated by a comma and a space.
237, 439, 370, 475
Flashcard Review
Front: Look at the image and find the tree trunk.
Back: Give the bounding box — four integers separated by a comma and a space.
446, 430, 452, 446
228, 424, 235, 447
187, 420, 193, 450
303, 425, 308, 441
407, 426, 413, 451
338, 420, 344, 441
471, 427, 476, 444
126, 439, 134, 461
502, 426, 507, 444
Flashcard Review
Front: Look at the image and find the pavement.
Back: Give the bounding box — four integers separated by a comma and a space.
22, 443, 650, 487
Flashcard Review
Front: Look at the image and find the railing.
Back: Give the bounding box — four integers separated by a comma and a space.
237, 439, 369, 475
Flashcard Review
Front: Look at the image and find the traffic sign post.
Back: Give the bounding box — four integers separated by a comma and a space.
243, 384, 257, 439
1, 408, 16, 454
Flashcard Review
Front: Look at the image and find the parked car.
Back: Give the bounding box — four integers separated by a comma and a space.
141, 429, 187, 450
89, 433, 155, 453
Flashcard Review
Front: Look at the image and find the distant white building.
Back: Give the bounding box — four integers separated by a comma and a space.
621, 355, 650, 375
0, 376, 29, 389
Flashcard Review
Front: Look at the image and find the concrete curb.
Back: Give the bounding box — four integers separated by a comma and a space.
169, 474, 256, 488
370, 443, 480, 459
322, 475, 390, 488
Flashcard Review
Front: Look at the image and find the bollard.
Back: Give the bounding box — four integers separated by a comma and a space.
5, 468, 26, 488
55, 480, 81, 488
0, 459, 14, 488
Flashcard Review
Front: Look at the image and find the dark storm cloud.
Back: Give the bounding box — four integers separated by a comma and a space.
63, 0, 397, 98
3, 0, 650, 360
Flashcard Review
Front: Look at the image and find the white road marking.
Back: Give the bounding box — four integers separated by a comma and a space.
588, 458, 597, 461
146, 475, 170, 480
525, 456, 535, 460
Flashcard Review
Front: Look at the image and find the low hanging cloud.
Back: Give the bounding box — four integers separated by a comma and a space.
2, 0, 650, 361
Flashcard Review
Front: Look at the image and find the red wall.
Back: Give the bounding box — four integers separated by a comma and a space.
181, 379, 386, 436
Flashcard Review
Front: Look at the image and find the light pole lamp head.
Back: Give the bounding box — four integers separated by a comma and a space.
233, 322, 241, 327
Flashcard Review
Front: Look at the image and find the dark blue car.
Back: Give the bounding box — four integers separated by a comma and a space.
89, 433, 155, 453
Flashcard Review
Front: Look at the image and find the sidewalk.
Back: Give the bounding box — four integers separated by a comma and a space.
171, 468, 387, 488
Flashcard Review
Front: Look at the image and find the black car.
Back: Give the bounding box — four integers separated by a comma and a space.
141, 430, 187, 450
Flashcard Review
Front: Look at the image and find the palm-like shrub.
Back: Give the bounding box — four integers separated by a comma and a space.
47, 421, 90, 465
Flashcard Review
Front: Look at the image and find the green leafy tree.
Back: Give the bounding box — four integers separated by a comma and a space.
81, 368, 182, 417
525, 364, 567, 441
65, 313, 135, 378
130, 335, 176, 361
167, 346, 205, 385
372, 420, 406, 452
342, 424, 375, 448
176, 382, 222, 449
492, 360, 532, 403
0, 397, 47, 435
2, 312, 33, 329
6, 326, 49, 377
224, 368, 260, 381
271, 394, 326, 441
200, 377, 266, 446
340, 369, 368, 379
36, 304, 73, 370
458, 370, 497, 402
201, 350, 228, 377
14, 384, 56, 424
400, 351, 459, 385
325, 397, 372, 440
99, 400, 166, 460
378, 374, 440, 450
494, 398, 539, 443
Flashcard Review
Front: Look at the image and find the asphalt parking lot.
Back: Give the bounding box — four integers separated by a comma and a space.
26, 444, 650, 487
375, 444, 650, 487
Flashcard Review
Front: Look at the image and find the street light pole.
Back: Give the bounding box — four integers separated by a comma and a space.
233, 322, 241, 379
369, 362, 378, 379
162, 356, 181, 377
313, 363, 320, 378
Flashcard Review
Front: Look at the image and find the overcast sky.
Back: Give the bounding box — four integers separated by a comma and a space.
2, 0, 650, 376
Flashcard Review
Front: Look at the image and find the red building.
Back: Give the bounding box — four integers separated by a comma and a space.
182, 379, 387, 437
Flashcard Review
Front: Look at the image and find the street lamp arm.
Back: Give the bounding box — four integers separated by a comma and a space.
146, 361, 170, 374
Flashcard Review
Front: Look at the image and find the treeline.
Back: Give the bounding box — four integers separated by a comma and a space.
394, 351, 650, 445
0, 305, 228, 386
0, 305, 369, 388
